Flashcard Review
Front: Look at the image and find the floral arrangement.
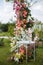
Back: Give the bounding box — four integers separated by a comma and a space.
10, 0, 34, 62
13, 0, 33, 29
10, 44, 25, 62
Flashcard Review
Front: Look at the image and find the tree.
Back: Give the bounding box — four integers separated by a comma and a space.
0, 23, 2, 32
1, 24, 8, 32
8, 24, 14, 36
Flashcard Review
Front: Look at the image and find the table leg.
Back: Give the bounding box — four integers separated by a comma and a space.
34, 43, 35, 61
26, 45, 27, 63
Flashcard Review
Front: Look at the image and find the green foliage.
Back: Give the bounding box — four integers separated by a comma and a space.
32, 32, 35, 40
26, 19, 34, 29
34, 28, 39, 35
34, 24, 43, 42
1, 24, 8, 32
0, 38, 4, 46
8, 24, 14, 36
3, 39, 11, 44
5, 0, 9, 2
39, 31, 43, 41
0, 23, 16, 36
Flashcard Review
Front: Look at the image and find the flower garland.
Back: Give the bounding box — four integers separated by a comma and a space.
10, 0, 34, 62
13, 0, 32, 29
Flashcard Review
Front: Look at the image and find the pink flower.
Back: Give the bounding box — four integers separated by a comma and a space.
23, 14, 26, 18
22, 3, 26, 8
16, 6, 20, 11
13, 3, 17, 10
23, 10, 27, 18
15, 10, 20, 17
14, 0, 19, 4
23, 24, 26, 28
16, 20, 23, 28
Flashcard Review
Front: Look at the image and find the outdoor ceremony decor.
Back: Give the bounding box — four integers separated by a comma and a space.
10, 0, 35, 63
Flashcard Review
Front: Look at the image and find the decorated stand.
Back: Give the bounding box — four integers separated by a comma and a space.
9, 0, 35, 63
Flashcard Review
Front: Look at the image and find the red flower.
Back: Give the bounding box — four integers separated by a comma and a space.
19, 45, 25, 54
23, 10, 27, 15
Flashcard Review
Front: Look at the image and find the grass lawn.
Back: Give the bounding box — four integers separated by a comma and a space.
0, 41, 43, 65
0, 32, 13, 36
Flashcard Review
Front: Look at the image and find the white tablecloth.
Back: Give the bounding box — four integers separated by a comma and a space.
17, 40, 35, 44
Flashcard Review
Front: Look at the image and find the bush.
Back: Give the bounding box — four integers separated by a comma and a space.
3, 39, 11, 44
1, 24, 8, 32
0, 38, 4, 46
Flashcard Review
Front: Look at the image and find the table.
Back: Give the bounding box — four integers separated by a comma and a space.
17, 41, 35, 63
